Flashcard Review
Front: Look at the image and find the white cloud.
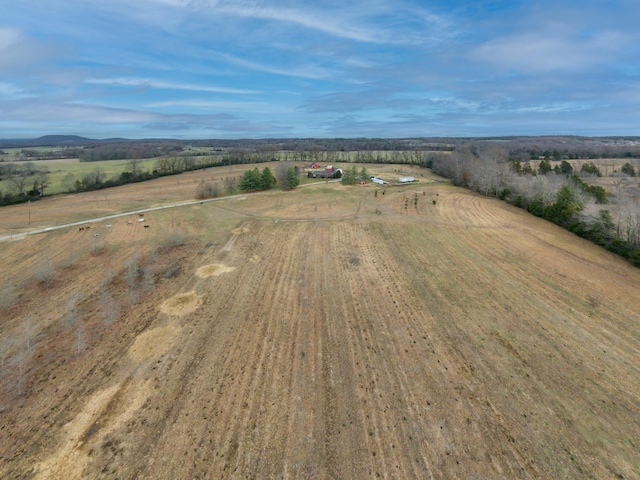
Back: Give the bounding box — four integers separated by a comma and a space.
0, 26, 22, 50
472, 30, 624, 72
0, 26, 64, 72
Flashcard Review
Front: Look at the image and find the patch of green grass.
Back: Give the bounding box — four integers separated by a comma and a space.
41, 158, 158, 194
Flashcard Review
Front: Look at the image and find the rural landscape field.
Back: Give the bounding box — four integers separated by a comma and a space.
1, 162, 639, 479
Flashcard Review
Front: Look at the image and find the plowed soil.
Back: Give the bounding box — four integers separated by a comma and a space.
1, 167, 639, 479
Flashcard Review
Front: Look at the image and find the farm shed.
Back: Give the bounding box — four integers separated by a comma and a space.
398, 176, 415, 183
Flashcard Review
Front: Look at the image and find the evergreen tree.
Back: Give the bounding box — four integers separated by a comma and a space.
239, 168, 263, 191
261, 167, 276, 189
580, 162, 602, 177
285, 167, 300, 189
560, 160, 574, 175
341, 165, 358, 185
538, 159, 552, 175
621, 162, 636, 176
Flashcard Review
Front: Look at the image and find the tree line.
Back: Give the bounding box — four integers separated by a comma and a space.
196, 164, 301, 200
0, 162, 50, 206
429, 147, 640, 267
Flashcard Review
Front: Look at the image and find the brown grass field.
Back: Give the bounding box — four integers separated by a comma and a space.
1, 163, 639, 479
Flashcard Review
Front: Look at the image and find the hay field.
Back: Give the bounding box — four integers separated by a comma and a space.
0, 164, 639, 479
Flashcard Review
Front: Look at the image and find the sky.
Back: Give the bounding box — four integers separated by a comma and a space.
1, 0, 639, 139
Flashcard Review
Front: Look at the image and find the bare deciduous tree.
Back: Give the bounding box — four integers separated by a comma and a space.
0, 283, 16, 312
124, 253, 141, 304
23, 316, 37, 353
0, 336, 9, 384
36, 255, 55, 287
141, 266, 155, 291
100, 288, 119, 327
62, 172, 76, 192
64, 294, 81, 329
99, 271, 119, 327
276, 161, 291, 188
13, 341, 33, 397
75, 324, 87, 357
128, 158, 143, 177
195, 180, 221, 199
224, 176, 236, 195
61, 247, 79, 269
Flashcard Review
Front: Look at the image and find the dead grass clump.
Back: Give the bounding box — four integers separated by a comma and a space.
160, 291, 201, 316
163, 261, 182, 279
162, 229, 185, 249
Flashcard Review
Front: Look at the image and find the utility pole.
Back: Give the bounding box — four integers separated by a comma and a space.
28, 200, 31, 225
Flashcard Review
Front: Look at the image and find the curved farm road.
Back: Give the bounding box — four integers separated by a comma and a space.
0, 195, 241, 242
0, 180, 341, 242
1, 182, 639, 479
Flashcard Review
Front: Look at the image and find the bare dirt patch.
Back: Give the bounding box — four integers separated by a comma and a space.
34, 384, 121, 480
128, 324, 182, 362
195, 263, 236, 278
35, 379, 152, 480
249, 254, 261, 263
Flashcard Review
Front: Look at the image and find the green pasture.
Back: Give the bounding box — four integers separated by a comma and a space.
0, 158, 159, 195
50, 158, 159, 194
0, 146, 68, 156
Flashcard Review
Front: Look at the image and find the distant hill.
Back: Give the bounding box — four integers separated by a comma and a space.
0, 135, 132, 148
32, 135, 95, 145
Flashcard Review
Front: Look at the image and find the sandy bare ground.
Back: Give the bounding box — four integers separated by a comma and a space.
0, 169, 639, 479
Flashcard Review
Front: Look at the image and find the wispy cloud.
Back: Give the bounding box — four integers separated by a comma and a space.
146, 99, 292, 113
211, 52, 333, 80
0, 82, 30, 99
199, 2, 384, 44
85, 77, 261, 95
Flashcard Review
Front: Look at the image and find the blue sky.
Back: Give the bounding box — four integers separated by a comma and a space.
1, 0, 639, 139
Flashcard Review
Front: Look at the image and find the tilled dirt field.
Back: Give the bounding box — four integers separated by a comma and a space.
1, 173, 639, 479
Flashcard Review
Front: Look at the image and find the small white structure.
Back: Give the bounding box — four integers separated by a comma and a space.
398, 176, 415, 183
371, 177, 386, 185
